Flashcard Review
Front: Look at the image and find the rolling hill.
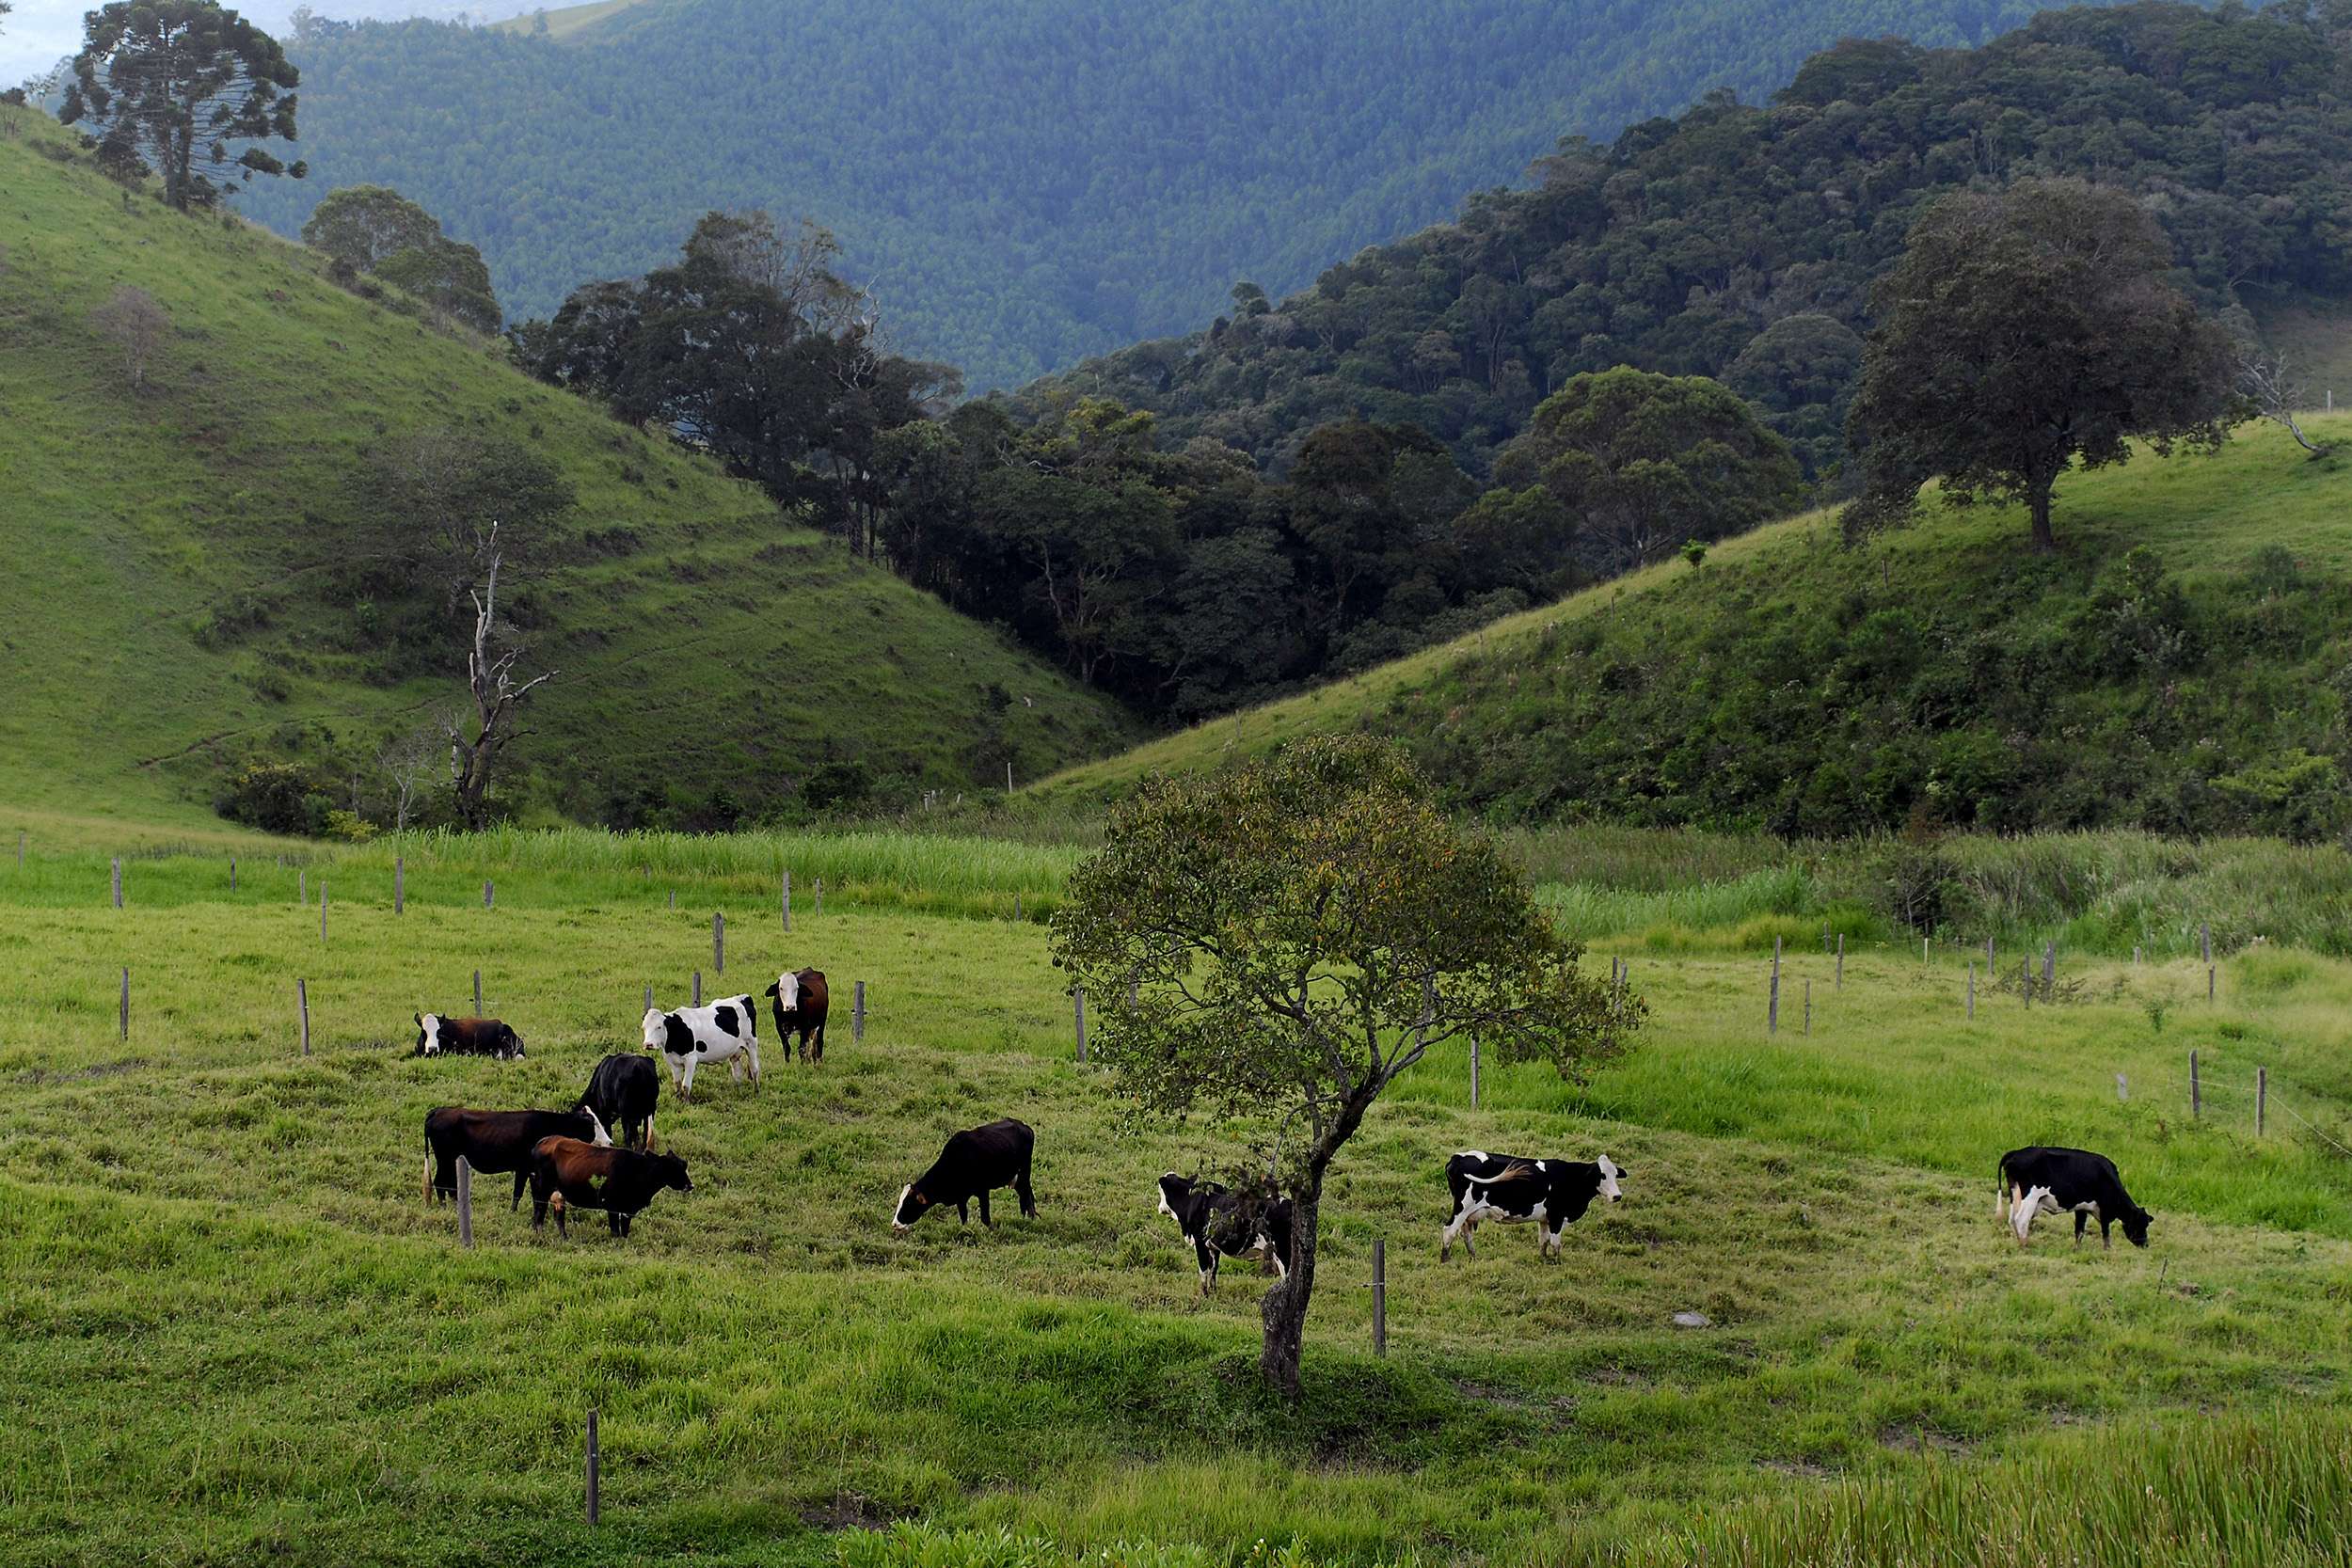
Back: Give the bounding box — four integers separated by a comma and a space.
0, 107, 1134, 834
1042, 420, 2352, 843
238, 0, 2153, 388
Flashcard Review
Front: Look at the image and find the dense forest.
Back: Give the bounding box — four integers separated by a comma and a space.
238, 0, 2144, 387
1021, 0, 2348, 483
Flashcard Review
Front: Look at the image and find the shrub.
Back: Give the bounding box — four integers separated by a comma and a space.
216, 763, 334, 836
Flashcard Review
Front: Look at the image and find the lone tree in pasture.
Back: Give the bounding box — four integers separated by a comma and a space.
303, 185, 501, 333
1846, 179, 2237, 553
2238, 350, 2332, 457
374, 722, 439, 833
60, 1, 307, 212
440, 539, 554, 831
1051, 736, 1641, 1398
89, 284, 170, 391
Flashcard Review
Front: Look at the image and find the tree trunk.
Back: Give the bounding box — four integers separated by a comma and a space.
1258, 1190, 1318, 1399
2029, 480, 2057, 554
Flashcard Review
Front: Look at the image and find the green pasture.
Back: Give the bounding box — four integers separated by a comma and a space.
3, 831, 2349, 1566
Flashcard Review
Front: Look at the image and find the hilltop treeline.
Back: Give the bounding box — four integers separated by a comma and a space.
1021, 1, 2352, 481
243, 0, 2123, 388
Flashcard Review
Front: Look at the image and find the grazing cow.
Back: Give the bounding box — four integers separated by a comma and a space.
580, 1053, 660, 1150
528, 1135, 691, 1237
640, 997, 759, 1101
1154, 1173, 1295, 1295
413, 1013, 525, 1058
423, 1103, 610, 1210
1998, 1146, 2152, 1248
892, 1118, 1036, 1231
764, 969, 831, 1061
1439, 1149, 1625, 1262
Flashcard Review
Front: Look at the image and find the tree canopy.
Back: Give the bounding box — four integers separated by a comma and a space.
303, 184, 499, 332
61, 1, 306, 211
1051, 735, 1639, 1395
1846, 179, 2239, 551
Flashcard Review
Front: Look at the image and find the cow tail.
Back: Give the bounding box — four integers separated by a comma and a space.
423, 1143, 434, 1204
1994, 1157, 2008, 1218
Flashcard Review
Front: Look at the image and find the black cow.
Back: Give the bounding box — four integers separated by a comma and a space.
580, 1053, 660, 1150
413, 1013, 525, 1059
1998, 1146, 2152, 1248
764, 969, 831, 1062
892, 1118, 1036, 1231
1440, 1149, 1625, 1261
424, 1104, 610, 1209
1154, 1173, 1295, 1295
529, 1136, 692, 1237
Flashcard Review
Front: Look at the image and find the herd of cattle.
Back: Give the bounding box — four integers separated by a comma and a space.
414, 969, 2157, 1271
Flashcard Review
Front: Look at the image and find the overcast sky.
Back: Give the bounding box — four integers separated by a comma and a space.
2, 2, 544, 85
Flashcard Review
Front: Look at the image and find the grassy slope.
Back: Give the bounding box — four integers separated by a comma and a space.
491, 0, 651, 37
0, 108, 1132, 832
1042, 420, 2352, 806
4, 838, 2351, 1564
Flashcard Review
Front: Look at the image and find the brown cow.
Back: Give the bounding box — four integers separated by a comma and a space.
764, 969, 831, 1061
528, 1136, 691, 1237
424, 1104, 611, 1209
414, 1013, 525, 1058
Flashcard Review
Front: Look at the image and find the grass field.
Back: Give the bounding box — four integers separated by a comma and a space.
0, 107, 1132, 832
6, 825, 2350, 1566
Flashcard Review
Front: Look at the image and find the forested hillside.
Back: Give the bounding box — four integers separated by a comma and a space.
1022, 1, 2346, 481
0, 108, 1132, 832
1045, 422, 2352, 843
240, 0, 2140, 388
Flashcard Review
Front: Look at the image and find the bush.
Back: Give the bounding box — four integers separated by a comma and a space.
215, 763, 334, 836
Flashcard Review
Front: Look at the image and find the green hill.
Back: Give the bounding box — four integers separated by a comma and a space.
0, 108, 1134, 834
1043, 421, 2352, 842
242, 0, 2142, 388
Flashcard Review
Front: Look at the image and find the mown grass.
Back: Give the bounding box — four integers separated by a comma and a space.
0, 107, 1133, 832
3, 831, 2348, 1566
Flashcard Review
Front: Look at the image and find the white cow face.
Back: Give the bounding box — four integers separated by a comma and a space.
770, 971, 800, 1012
414, 1013, 441, 1056
641, 1006, 667, 1052
1597, 1154, 1625, 1203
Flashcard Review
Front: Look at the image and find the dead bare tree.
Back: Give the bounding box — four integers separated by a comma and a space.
89, 284, 169, 392
2239, 350, 2332, 455
440, 535, 556, 830
374, 721, 439, 832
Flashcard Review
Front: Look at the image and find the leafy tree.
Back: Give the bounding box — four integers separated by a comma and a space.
1846, 179, 2239, 553
355, 426, 573, 614
1491, 368, 1804, 574
1050, 736, 1640, 1397
61, 1, 306, 211
304, 185, 499, 331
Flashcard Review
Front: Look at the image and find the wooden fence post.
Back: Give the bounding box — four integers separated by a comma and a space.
456, 1156, 473, 1249
119, 967, 130, 1039
585, 1408, 600, 1526
1804, 978, 1812, 1037
298, 978, 310, 1057
668, 889, 675, 911
484, 879, 494, 909
394, 855, 404, 914
815, 878, 823, 917
2022, 958, 2032, 1009
1014, 894, 1023, 922
2208, 965, 2217, 1004
1073, 988, 1088, 1062
473, 970, 483, 1016
112, 856, 122, 909
692, 971, 702, 1006
2190, 1049, 2201, 1119
1985, 936, 1994, 974
2042, 942, 2056, 991
782, 871, 790, 932
2133, 945, 2141, 966
299, 868, 307, 905
1470, 1039, 1481, 1108
713, 911, 724, 975
1371, 1238, 1388, 1358
643, 984, 652, 1015
1965, 962, 1975, 1020
853, 980, 866, 1043
2116, 1072, 2128, 1101
1007, 760, 1014, 794
1836, 934, 1844, 990
2201, 922, 2212, 965
1768, 938, 1781, 1034
2257, 1066, 2267, 1137
320, 883, 328, 942
229, 856, 236, 892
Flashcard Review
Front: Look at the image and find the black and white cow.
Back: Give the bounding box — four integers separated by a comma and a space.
413, 1013, 525, 1058
892, 1118, 1036, 1231
580, 1052, 660, 1149
1439, 1149, 1624, 1262
1998, 1146, 2152, 1248
1154, 1173, 1294, 1295
640, 997, 759, 1101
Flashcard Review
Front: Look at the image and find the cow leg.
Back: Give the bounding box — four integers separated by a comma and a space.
1195, 1238, 1218, 1295
512, 1169, 529, 1212
746, 1037, 762, 1086
1543, 1224, 1565, 1262
642, 1114, 655, 1152
1015, 1156, 1036, 1219
678, 1058, 697, 1102
814, 1022, 826, 1061
2074, 1209, 2089, 1246
979, 1188, 993, 1227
